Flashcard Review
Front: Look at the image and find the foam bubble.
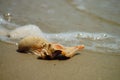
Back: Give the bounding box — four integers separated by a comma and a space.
8, 24, 44, 40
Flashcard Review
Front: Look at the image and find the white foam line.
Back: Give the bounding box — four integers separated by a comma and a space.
44, 32, 120, 53
0, 15, 19, 28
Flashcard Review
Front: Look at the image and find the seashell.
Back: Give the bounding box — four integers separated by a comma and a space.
17, 36, 85, 60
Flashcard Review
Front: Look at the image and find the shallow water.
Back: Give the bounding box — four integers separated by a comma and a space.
0, 0, 120, 54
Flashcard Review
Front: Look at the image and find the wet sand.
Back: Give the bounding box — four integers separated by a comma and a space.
0, 42, 120, 80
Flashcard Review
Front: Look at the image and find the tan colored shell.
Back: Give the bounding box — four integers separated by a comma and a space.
17, 36, 85, 59
18, 36, 50, 53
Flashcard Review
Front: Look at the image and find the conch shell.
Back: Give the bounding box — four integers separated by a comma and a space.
17, 36, 84, 60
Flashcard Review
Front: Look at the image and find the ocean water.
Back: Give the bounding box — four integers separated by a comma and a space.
0, 0, 120, 54
0, 16, 120, 53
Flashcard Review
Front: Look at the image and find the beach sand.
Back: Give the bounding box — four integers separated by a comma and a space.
0, 42, 120, 80
0, 0, 120, 80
